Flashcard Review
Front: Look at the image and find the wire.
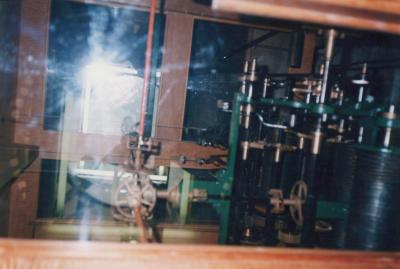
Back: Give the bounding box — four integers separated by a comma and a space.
255, 113, 287, 129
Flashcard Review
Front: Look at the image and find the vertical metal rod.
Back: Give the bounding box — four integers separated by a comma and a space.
301, 124, 323, 247
240, 61, 248, 94
134, 206, 150, 243
383, 128, 392, 148
139, 0, 157, 137
290, 114, 296, 128
383, 105, 395, 148
262, 77, 269, 98
338, 90, 344, 105
320, 29, 336, 104
358, 127, 364, 144
357, 63, 368, 103
249, 58, 257, 85
300, 154, 319, 247
241, 59, 256, 160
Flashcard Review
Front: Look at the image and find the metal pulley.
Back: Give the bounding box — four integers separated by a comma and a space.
113, 171, 157, 222
113, 170, 208, 222
289, 180, 307, 227
268, 180, 307, 226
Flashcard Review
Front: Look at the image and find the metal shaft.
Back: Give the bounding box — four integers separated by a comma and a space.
320, 29, 336, 104
383, 105, 395, 147
357, 63, 368, 102
133, 206, 150, 243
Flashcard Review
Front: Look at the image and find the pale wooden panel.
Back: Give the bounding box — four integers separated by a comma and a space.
33, 219, 218, 244
212, 0, 400, 35
0, 239, 399, 269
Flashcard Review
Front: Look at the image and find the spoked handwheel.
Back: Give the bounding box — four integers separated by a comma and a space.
289, 180, 307, 227
112, 171, 157, 222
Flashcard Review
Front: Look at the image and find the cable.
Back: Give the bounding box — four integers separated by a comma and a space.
255, 113, 287, 129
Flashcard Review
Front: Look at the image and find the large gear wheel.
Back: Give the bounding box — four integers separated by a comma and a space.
112, 171, 156, 222
289, 180, 307, 227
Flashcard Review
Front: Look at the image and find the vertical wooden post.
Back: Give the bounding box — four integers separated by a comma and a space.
288, 32, 316, 74
155, 13, 194, 141
13, 0, 50, 146
8, 0, 51, 238
8, 159, 41, 237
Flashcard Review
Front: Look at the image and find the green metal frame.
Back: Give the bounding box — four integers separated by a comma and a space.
188, 93, 243, 243
360, 116, 400, 129
259, 97, 335, 114
316, 201, 348, 219
211, 93, 349, 244
336, 102, 380, 117
158, 93, 243, 243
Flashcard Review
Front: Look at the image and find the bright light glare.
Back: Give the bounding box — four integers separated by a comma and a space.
83, 60, 138, 82
80, 59, 141, 135
84, 60, 110, 81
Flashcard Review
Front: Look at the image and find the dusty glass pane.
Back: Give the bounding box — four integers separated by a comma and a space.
44, 1, 163, 135
1, 0, 400, 257
183, 20, 291, 144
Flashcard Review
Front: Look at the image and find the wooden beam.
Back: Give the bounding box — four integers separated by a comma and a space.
212, 0, 400, 35
155, 13, 194, 141
69, 0, 236, 19
68, 0, 293, 32
0, 239, 399, 269
68, 0, 161, 10
0, 1, 21, 144
7, 0, 50, 239
304, 0, 400, 16
33, 219, 219, 244
7, 159, 41, 238
37, 130, 226, 169
288, 32, 316, 74
14, 0, 51, 146
165, 0, 240, 21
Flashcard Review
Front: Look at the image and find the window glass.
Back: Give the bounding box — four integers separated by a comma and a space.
183, 20, 291, 144
44, 1, 164, 136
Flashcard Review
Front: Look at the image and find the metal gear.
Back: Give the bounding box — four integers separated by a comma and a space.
112, 171, 157, 222
289, 180, 307, 227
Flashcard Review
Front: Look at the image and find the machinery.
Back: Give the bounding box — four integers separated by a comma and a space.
109, 134, 210, 242
18, 0, 398, 248
77, 27, 400, 250
4, 3, 400, 268
223, 28, 400, 251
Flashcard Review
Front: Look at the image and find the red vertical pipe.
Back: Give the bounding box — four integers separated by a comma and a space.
139, 0, 157, 137
134, 206, 150, 243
